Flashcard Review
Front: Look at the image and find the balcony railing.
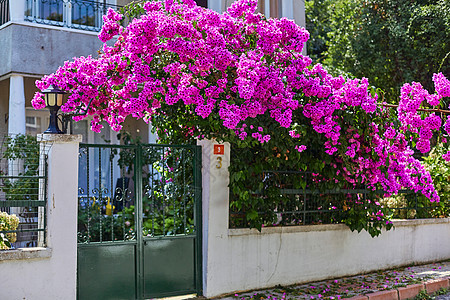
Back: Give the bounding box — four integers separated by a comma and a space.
24, 0, 122, 32
0, 0, 9, 26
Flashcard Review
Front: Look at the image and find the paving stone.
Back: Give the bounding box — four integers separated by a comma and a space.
397, 284, 424, 300
347, 296, 369, 300
367, 290, 398, 300
425, 278, 449, 294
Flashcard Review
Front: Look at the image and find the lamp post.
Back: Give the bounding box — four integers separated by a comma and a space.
42, 84, 65, 134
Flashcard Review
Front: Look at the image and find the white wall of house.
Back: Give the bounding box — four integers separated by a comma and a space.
0, 134, 81, 300
199, 140, 450, 298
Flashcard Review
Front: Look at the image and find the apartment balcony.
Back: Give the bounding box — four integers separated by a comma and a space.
1, 0, 122, 31
24, 0, 122, 32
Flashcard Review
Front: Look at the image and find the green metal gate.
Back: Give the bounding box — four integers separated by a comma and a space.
77, 144, 202, 300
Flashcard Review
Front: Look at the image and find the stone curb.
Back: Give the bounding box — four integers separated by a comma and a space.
362, 277, 450, 300
397, 284, 424, 300
347, 296, 369, 300
367, 290, 398, 300
424, 277, 449, 294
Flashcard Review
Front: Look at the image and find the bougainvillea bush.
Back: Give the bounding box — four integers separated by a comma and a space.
32, 0, 450, 236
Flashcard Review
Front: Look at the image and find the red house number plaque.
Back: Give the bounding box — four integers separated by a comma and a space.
214, 144, 224, 155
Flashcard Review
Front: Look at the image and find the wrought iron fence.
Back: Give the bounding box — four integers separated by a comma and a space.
0, 135, 49, 249
77, 144, 199, 244
229, 171, 449, 228
0, 0, 9, 26
25, 0, 123, 32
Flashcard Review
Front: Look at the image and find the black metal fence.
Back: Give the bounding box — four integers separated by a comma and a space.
229, 171, 448, 228
0, 135, 49, 249
25, 0, 123, 32
0, 0, 9, 26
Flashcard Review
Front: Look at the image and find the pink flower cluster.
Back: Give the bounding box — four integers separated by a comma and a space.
31, 0, 450, 203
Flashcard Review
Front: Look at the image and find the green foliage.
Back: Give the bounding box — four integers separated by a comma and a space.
0, 135, 40, 249
415, 143, 450, 217
422, 143, 450, 206
305, 0, 355, 66
77, 197, 133, 243
382, 142, 450, 219
307, 0, 450, 101
414, 288, 449, 300
0, 212, 20, 250
0, 135, 40, 201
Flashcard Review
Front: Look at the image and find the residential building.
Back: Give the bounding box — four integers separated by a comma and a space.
0, 0, 305, 143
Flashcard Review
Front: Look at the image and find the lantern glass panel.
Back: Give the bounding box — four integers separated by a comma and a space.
47, 94, 56, 107
57, 94, 63, 106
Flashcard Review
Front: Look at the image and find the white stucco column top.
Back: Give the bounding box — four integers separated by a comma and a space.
37, 134, 83, 143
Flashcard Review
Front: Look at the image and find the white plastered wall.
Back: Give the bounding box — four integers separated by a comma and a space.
199, 140, 450, 298
0, 134, 81, 300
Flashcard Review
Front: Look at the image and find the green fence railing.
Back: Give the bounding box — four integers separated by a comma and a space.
0, 135, 49, 249
229, 170, 448, 228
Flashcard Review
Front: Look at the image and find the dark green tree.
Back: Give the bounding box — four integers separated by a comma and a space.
306, 0, 450, 101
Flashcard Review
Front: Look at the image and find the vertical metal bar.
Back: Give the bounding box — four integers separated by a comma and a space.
415, 192, 418, 219
302, 172, 307, 225
193, 145, 203, 295
110, 148, 114, 241
135, 145, 144, 300
99, 147, 103, 243
182, 150, 187, 234
151, 146, 155, 237
86, 146, 91, 243
173, 147, 177, 235
43, 154, 48, 245
121, 154, 126, 240
162, 146, 166, 236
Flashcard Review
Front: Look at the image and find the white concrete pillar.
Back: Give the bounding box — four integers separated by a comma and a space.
293, 0, 307, 54
8, 75, 26, 135
9, 0, 25, 22
7, 75, 26, 202
197, 139, 230, 297
148, 123, 157, 144
38, 134, 82, 300
282, 0, 294, 20
208, 0, 223, 13
293, 0, 306, 28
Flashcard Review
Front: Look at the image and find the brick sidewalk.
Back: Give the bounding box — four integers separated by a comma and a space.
219, 261, 450, 300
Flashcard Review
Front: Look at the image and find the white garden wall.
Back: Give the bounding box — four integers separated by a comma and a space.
199, 140, 450, 298
0, 134, 81, 300
207, 219, 450, 298
0, 137, 448, 300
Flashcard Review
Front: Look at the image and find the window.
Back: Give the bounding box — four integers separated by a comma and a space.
26, 116, 36, 127
25, 0, 64, 25
24, 0, 119, 31
195, 0, 207, 8
25, 108, 47, 136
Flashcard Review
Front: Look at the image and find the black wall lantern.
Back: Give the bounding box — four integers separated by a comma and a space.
41, 85, 93, 134
42, 84, 65, 134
